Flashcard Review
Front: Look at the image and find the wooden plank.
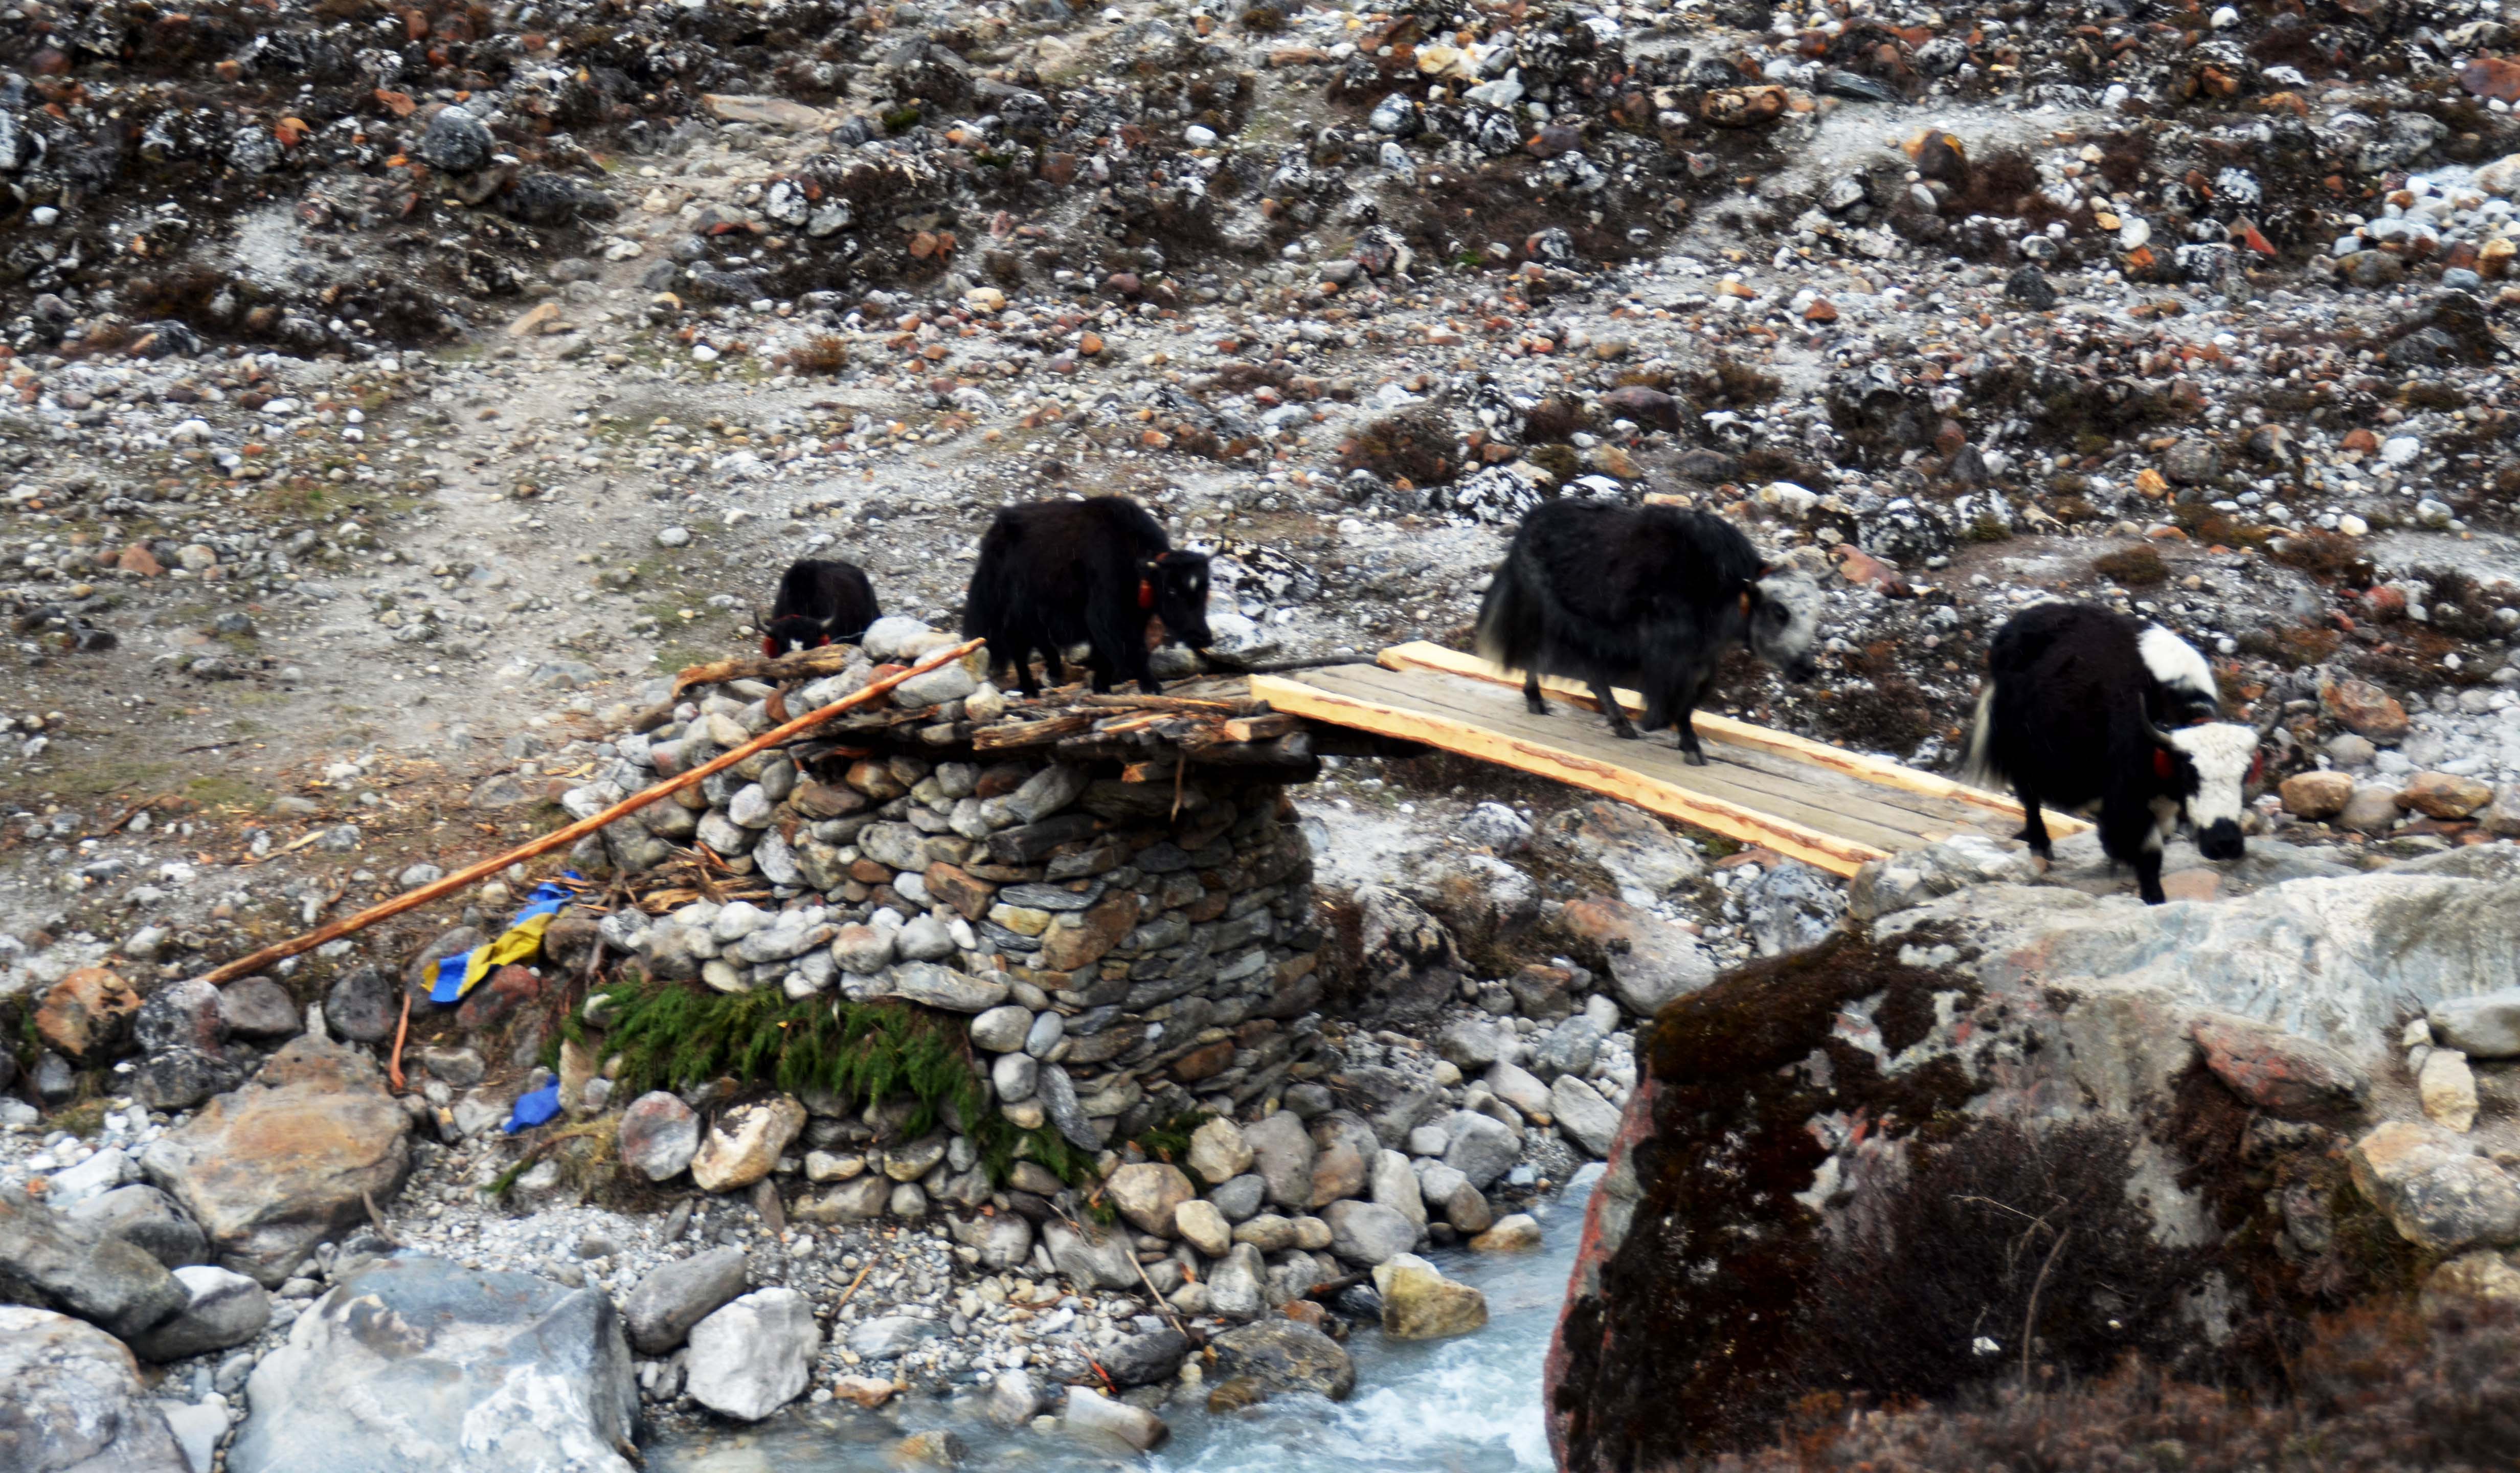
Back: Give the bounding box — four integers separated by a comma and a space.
1312, 665, 1960, 845
1300, 665, 1937, 854
1253, 673, 1891, 876
1376, 641, 2087, 836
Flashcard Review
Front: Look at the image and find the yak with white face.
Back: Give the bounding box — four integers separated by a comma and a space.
1964, 601, 2266, 904
1474, 500, 1821, 765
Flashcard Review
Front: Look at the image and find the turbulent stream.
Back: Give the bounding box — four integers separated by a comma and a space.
651, 1170, 1598, 1473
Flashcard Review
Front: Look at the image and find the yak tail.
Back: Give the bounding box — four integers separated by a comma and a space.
1958, 684, 2004, 790
1473, 562, 1534, 671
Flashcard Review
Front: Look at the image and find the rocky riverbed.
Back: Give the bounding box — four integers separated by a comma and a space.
15, 0, 2520, 1463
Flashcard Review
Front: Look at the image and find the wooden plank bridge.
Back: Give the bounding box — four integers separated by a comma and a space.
1254, 642, 2082, 878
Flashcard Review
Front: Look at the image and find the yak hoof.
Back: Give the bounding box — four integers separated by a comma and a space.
1679, 749, 1708, 767
1525, 698, 1549, 716
1607, 725, 1640, 741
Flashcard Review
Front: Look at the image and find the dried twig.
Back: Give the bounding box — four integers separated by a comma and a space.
2021, 1224, 2069, 1390
387, 987, 412, 1092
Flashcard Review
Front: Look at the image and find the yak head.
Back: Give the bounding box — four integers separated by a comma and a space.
1747, 571, 1822, 683
761, 614, 830, 659
2150, 719, 2267, 862
1144, 549, 1214, 650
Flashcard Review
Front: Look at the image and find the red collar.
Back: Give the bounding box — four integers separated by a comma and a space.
1137, 577, 1154, 610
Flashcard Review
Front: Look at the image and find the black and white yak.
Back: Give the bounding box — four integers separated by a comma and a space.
759, 557, 882, 657
962, 496, 1214, 697
1473, 500, 1823, 764
1964, 600, 2268, 905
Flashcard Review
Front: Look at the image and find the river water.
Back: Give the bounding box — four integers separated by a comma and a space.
650, 1169, 1596, 1473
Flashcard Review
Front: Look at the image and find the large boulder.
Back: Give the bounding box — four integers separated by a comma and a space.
228, 1256, 636, 1473
0, 1184, 189, 1341
1206, 1319, 1355, 1402
684, 1288, 818, 1422
140, 1036, 412, 1286
1348, 885, 1465, 1019
689, 1096, 806, 1193
620, 1246, 748, 1355
1556, 897, 1716, 1015
0, 1305, 190, 1473
128, 1265, 272, 1362
1545, 916, 2434, 1471
1374, 1253, 1489, 1340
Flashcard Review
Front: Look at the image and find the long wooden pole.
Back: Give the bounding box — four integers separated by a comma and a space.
200, 638, 984, 986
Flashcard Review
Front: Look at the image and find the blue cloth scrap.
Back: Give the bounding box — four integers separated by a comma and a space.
503, 1082, 562, 1134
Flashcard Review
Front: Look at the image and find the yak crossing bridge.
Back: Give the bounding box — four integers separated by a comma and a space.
1254, 642, 2084, 878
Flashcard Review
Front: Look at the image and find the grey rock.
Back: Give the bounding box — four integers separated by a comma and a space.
986, 1369, 1045, 1429
0, 1183, 190, 1341
617, 1091, 702, 1182
1741, 860, 1846, 957
1187, 1117, 1254, 1186
969, 1005, 1033, 1053
1370, 1148, 1428, 1231
1208, 1319, 1356, 1401
161, 1396, 227, 1473
992, 1051, 1038, 1102
130, 1265, 271, 1362
228, 1256, 635, 1473
622, 1246, 749, 1355
1442, 1111, 1519, 1191
1550, 1075, 1624, 1158
63, 1186, 207, 1269
685, 1287, 820, 1423
324, 967, 396, 1044
2430, 988, 2520, 1058
895, 914, 958, 963
420, 105, 496, 173
1036, 1064, 1097, 1151
1208, 1174, 1266, 1222
1064, 1387, 1168, 1452
1437, 1019, 1504, 1069
1005, 764, 1090, 824
46, 1147, 137, 1208
1242, 1110, 1315, 1209
886, 962, 1008, 1013
0, 1305, 190, 1473
1100, 1328, 1191, 1387
1322, 1199, 1418, 1266
1483, 1060, 1552, 1119
1531, 1017, 1605, 1082
1042, 1219, 1140, 1290
218, 977, 301, 1041
1460, 802, 1533, 854
846, 1313, 940, 1361
1206, 1242, 1267, 1320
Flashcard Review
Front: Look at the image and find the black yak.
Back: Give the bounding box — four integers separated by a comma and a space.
1963, 600, 2266, 905
962, 496, 1213, 697
760, 557, 881, 657
1474, 500, 1822, 764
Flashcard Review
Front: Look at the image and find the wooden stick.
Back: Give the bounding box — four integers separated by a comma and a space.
387, 987, 412, 1092
198, 639, 984, 986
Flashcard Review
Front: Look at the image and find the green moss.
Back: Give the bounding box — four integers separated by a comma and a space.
593, 980, 1091, 1187
1130, 1107, 1213, 1163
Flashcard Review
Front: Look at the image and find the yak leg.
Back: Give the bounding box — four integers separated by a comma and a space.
1589, 678, 1639, 740
1666, 664, 1720, 766
1524, 671, 1549, 716
2013, 787, 2054, 861
1004, 640, 1045, 700
2097, 795, 2167, 904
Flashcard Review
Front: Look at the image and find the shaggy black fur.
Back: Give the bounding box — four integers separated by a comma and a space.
762, 557, 881, 656
1473, 501, 1815, 763
962, 496, 1213, 697
1967, 601, 2227, 904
